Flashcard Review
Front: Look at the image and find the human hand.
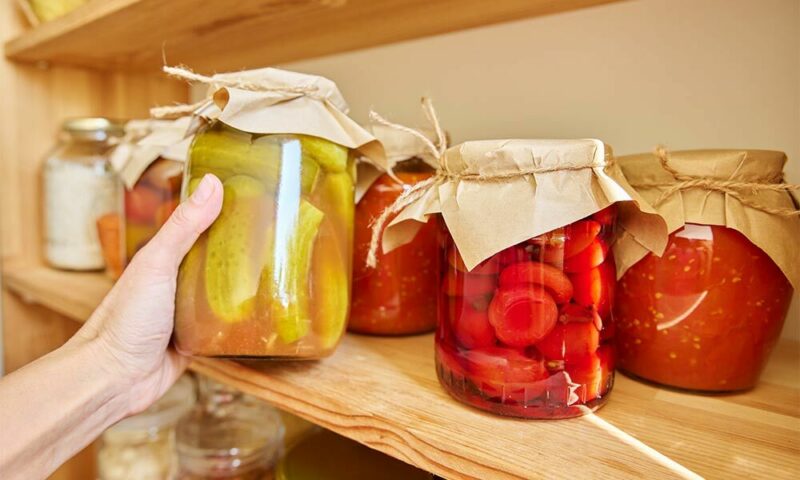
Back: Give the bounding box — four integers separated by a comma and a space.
74, 174, 223, 415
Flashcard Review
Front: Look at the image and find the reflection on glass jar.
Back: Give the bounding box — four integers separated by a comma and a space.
436, 206, 617, 419
351, 158, 438, 335
177, 377, 284, 480
615, 224, 793, 392
43, 118, 123, 270
174, 121, 355, 358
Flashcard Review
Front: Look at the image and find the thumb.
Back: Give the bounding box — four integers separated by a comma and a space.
135, 174, 224, 272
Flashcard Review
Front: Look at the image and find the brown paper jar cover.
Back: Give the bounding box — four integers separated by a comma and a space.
615, 149, 800, 288
382, 138, 668, 270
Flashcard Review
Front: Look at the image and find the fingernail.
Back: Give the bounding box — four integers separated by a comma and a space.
190, 174, 216, 205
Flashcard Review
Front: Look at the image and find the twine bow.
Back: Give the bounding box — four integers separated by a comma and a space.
365, 100, 612, 267
632, 146, 800, 217
150, 65, 323, 118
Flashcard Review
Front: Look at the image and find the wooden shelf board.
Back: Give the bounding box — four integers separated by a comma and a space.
5, 0, 623, 71
3, 263, 799, 479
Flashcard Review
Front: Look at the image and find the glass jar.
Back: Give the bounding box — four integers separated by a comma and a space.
436, 206, 617, 419
43, 118, 123, 270
98, 375, 195, 480
123, 157, 183, 264
174, 121, 355, 358
615, 224, 793, 392
351, 157, 438, 335
176, 377, 284, 480
275, 429, 433, 480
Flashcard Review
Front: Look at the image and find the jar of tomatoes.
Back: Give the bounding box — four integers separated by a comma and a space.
351, 125, 439, 335
372, 136, 664, 418
172, 67, 382, 359
615, 149, 799, 392
107, 119, 190, 278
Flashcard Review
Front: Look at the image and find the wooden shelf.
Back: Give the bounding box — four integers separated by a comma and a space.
5, 0, 622, 71
3, 263, 799, 479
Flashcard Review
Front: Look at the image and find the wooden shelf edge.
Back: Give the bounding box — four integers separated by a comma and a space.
3, 263, 799, 479
5, 0, 625, 71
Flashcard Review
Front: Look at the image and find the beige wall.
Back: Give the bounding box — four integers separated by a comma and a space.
272, 0, 800, 338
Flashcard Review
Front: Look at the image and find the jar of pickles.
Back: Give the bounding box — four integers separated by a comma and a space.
172, 66, 382, 358
372, 136, 665, 419
106, 119, 190, 278
44, 118, 123, 271
614, 149, 799, 392
350, 125, 439, 335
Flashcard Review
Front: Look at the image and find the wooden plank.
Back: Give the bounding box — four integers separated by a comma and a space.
4, 0, 624, 71
3, 263, 798, 480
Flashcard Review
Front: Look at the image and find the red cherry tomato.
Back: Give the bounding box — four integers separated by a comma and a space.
497, 245, 529, 267
155, 199, 178, 226
441, 269, 497, 298
498, 261, 574, 304
564, 238, 609, 273
465, 347, 549, 399
447, 246, 500, 275
451, 299, 497, 348
535, 321, 600, 362
488, 286, 558, 347
566, 346, 614, 402
559, 303, 603, 331
569, 257, 615, 318
564, 220, 602, 258
591, 205, 617, 226
124, 186, 163, 224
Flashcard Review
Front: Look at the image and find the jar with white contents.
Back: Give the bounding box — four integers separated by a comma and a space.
43, 118, 123, 270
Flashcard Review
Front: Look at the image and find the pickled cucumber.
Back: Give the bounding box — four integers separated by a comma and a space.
269, 200, 325, 344
190, 126, 319, 193
299, 135, 348, 173
205, 175, 268, 323
313, 171, 355, 249
313, 221, 349, 349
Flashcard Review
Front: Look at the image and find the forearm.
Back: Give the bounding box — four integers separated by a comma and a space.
0, 336, 129, 480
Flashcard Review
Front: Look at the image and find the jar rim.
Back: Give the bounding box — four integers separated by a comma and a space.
62, 117, 126, 141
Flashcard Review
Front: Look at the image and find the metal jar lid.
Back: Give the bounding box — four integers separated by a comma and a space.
62, 117, 126, 142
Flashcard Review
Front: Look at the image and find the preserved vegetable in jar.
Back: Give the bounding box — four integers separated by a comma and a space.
44, 118, 123, 270
351, 126, 439, 335
437, 207, 618, 418
110, 118, 191, 277
369, 122, 665, 419
171, 66, 382, 358
615, 149, 799, 392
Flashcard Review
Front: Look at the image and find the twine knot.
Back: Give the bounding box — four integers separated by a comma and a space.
150, 65, 324, 118
634, 146, 800, 217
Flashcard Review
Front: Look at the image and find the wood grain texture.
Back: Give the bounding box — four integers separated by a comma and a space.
4, 0, 624, 71
3, 263, 798, 480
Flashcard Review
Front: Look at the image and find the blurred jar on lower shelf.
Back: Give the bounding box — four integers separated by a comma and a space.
614, 149, 799, 392
97, 375, 195, 480
176, 376, 284, 480
43, 118, 123, 271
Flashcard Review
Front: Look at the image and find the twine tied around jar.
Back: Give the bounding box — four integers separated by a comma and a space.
149, 65, 325, 118
365, 99, 612, 267
630, 146, 800, 217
